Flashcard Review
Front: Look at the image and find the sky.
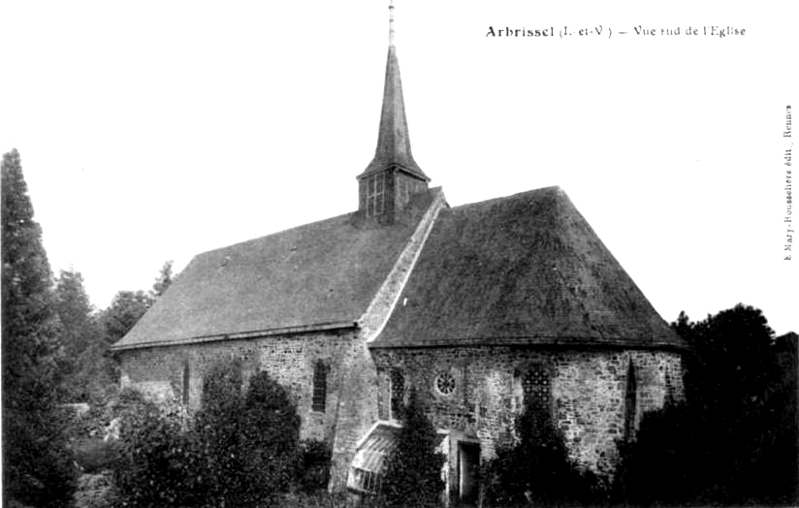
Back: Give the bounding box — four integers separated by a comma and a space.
1, 1, 797, 335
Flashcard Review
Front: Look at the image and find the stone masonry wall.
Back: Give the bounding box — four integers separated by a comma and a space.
118, 328, 356, 445
372, 347, 684, 477
327, 189, 448, 491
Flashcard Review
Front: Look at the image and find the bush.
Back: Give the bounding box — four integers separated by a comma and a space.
238, 370, 302, 505
3, 405, 78, 508
298, 439, 333, 492
194, 359, 246, 507
74, 472, 117, 508
612, 402, 705, 506
481, 406, 604, 507
378, 388, 445, 508
192, 361, 303, 507
112, 396, 195, 508
110, 363, 305, 508
72, 438, 120, 474
612, 306, 799, 507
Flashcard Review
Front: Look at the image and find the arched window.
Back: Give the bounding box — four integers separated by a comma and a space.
390, 369, 405, 419
624, 359, 638, 440
312, 361, 328, 413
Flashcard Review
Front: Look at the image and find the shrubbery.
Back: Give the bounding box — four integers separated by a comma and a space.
612, 306, 798, 507
74, 473, 117, 508
72, 438, 120, 475
377, 389, 445, 508
298, 439, 333, 492
481, 405, 604, 507
194, 359, 247, 507
112, 390, 194, 508
111, 360, 303, 508
240, 371, 302, 499
612, 402, 701, 506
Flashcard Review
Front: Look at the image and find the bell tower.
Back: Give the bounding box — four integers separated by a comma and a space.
358, 0, 429, 223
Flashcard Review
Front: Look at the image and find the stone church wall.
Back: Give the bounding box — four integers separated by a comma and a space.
327, 337, 380, 491
117, 328, 356, 444
371, 346, 684, 476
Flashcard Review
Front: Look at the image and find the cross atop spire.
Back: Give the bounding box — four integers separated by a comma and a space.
389, 0, 395, 46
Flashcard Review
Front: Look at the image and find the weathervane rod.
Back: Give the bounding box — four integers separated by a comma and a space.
389, 0, 395, 46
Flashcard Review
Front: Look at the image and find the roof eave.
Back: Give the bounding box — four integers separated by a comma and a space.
110, 320, 359, 352
359, 161, 430, 182
369, 335, 690, 352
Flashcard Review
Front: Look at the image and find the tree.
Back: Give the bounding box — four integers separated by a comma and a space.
54, 268, 98, 357
53, 268, 115, 402
770, 332, 799, 503
615, 305, 797, 506
2, 149, 76, 507
685, 304, 778, 416
239, 370, 301, 505
101, 289, 154, 344
194, 358, 247, 507
613, 402, 707, 506
151, 259, 175, 298
379, 388, 445, 508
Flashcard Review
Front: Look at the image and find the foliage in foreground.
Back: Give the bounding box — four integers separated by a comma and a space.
74, 472, 118, 508
112, 361, 305, 508
111, 389, 193, 508
377, 388, 445, 508
2, 148, 77, 507
613, 305, 798, 506
481, 405, 604, 507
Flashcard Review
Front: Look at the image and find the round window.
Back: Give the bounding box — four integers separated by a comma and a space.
435, 372, 456, 396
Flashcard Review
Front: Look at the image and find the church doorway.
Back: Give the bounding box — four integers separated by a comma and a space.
457, 442, 480, 505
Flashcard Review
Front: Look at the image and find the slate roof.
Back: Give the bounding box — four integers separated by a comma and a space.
112, 191, 439, 350
372, 186, 686, 350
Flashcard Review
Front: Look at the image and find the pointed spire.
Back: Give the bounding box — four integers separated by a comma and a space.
361, 0, 428, 181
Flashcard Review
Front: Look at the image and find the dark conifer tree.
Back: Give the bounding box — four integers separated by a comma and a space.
2, 149, 76, 507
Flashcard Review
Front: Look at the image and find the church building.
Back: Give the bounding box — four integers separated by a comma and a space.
111, 4, 687, 504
